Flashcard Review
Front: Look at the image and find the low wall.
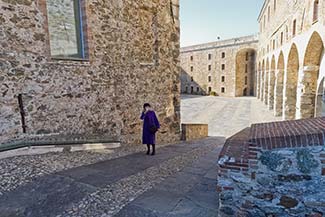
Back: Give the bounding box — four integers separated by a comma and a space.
181, 124, 208, 141
217, 117, 325, 216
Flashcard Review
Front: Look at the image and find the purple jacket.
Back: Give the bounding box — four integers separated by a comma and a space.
140, 110, 160, 145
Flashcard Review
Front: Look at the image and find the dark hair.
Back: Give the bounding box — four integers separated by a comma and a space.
143, 103, 151, 109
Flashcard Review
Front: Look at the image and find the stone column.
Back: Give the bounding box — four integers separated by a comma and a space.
296, 66, 319, 119
256, 71, 260, 99
274, 69, 284, 117
268, 70, 276, 110
264, 70, 269, 105
260, 71, 264, 102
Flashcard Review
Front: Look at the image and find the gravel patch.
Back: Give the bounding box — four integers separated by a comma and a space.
58, 142, 217, 217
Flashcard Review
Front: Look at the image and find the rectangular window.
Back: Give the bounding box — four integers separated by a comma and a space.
221, 87, 225, 93
190, 56, 193, 61
191, 86, 194, 94
46, 0, 87, 59
208, 65, 211, 71
191, 76, 193, 82
245, 64, 248, 73
196, 87, 199, 92
246, 52, 249, 61
293, 19, 297, 37
281, 32, 283, 45
208, 54, 212, 60
221, 76, 225, 82
273, 40, 275, 50
222, 52, 225, 58
208, 87, 212, 93
245, 76, 248, 85
191, 66, 193, 72
222, 64, 225, 70
208, 76, 211, 82
313, 0, 319, 22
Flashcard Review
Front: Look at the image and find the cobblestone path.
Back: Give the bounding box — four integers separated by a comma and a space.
0, 137, 225, 217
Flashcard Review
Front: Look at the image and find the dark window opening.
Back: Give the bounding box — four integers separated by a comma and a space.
221, 87, 225, 93
313, 0, 319, 22
222, 64, 225, 70
221, 76, 225, 82
246, 52, 249, 61
293, 19, 297, 37
208, 54, 212, 60
245, 64, 248, 73
191, 86, 194, 94
245, 76, 248, 85
191, 76, 193, 82
208, 65, 211, 71
196, 87, 199, 92
190, 56, 193, 61
281, 32, 284, 45
191, 66, 193, 72
208, 76, 211, 82
208, 87, 212, 93
222, 52, 225, 58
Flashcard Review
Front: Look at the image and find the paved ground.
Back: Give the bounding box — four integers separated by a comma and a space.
0, 137, 225, 217
116, 148, 220, 217
181, 95, 282, 138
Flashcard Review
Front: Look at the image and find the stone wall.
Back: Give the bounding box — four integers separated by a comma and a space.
257, 0, 325, 120
180, 35, 258, 97
181, 123, 208, 141
0, 0, 181, 146
217, 117, 325, 216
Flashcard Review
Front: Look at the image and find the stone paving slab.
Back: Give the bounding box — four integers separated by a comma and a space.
0, 137, 224, 217
114, 146, 221, 217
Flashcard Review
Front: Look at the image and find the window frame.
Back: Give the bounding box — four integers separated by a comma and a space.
46, 0, 88, 61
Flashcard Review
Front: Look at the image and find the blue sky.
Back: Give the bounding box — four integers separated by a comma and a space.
180, 0, 264, 47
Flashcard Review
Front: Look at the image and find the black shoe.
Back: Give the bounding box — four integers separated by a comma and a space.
146, 151, 150, 155
151, 152, 155, 156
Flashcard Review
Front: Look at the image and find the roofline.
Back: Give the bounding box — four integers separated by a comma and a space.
257, 0, 268, 22
180, 40, 259, 54
181, 34, 258, 50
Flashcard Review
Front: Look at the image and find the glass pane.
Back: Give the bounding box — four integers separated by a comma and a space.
47, 0, 81, 58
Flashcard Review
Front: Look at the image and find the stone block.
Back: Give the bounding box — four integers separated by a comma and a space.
181, 123, 208, 141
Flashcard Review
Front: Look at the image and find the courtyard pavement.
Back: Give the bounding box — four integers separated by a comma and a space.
0, 137, 225, 217
181, 95, 282, 138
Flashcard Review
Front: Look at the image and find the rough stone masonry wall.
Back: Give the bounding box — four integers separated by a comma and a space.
217, 117, 325, 216
219, 146, 325, 216
0, 0, 181, 146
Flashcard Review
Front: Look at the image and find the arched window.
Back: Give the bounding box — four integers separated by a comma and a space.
313, 0, 319, 22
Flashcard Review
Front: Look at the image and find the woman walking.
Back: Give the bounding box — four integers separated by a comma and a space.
140, 103, 160, 155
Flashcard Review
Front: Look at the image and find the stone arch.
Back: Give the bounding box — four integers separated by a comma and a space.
315, 77, 325, 117
274, 52, 285, 117
284, 44, 299, 120
268, 56, 276, 110
264, 58, 270, 105
261, 60, 265, 101
298, 32, 324, 118
235, 48, 256, 96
